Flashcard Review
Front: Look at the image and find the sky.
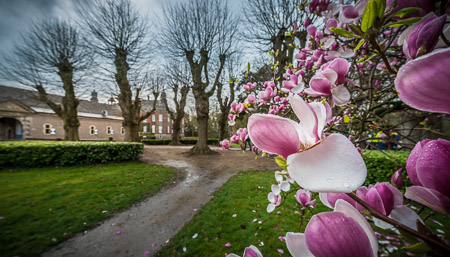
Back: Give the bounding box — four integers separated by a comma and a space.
0, 0, 248, 106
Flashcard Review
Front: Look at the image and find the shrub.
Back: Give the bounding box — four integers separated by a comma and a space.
0, 141, 144, 168
362, 150, 411, 186
141, 138, 219, 145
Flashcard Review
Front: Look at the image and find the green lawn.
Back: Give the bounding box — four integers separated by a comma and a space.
0, 162, 176, 257
155, 170, 450, 257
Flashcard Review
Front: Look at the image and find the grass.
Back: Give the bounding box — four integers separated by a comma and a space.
155, 170, 450, 257
0, 162, 176, 257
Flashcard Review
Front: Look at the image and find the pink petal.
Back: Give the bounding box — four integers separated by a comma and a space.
225, 243, 232, 247
406, 140, 430, 186
326, 58, 349, 83
243, 245, 263, 257
309, 75, 333, 96
405, 186, 450, 214
331, 85, 350, 106
144, 250, 149, 256
285, 232, 314, 257
287, 134, 367, 193
247, 114, 301, 159
395, 48, 450, 114
334, 200, 378, 257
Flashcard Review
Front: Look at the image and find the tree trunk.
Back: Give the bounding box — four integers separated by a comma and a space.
170, 118, 182, 145
63, 120, 79, 141
124, 121, 140, 142
218, 109, 229, 141
189, 92, 213, 154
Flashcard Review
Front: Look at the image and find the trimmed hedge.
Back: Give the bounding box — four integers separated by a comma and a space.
0, 141, 144, 168
142, 138, 219, 145
362, 150, 411, 186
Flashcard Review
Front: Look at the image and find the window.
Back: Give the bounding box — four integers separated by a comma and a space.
43, 123, 52, 135
106, 126, 112, 135
167, 126, 170, 133
152, 125, 155, 133
158, 126, 162, 134
159, 114, 163, 122
121, 127, 125, 135
90, 125, 96, 135
152, 115, 155, 122
168, 116, 170, 122
143, 125, 147, 133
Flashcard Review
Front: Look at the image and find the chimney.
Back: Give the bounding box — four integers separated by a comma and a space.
160, 92, 166, 104
91, 90, 98, 102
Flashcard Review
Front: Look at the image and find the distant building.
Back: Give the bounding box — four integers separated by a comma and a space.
0, 85, 183, 141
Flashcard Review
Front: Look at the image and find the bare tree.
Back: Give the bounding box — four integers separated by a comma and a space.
244, 0, 313, 81
159, 0, 239, 154
0, 19, 92, 141
76, 0, 157, 142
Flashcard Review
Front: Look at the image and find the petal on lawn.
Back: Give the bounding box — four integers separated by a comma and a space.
405, 186, 450, 214
390, 205, 423, 231
395, 48, 450, 114
267, 203, 276, 213
287, 134, 367, 193
334, 200, 378, 257
286, 232, 314, 257
248, 114, 301, 159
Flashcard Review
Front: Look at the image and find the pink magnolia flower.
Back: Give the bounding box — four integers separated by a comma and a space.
395, 48, 450, 114
267, 190, 282, 213
228, 114, 236, 126
227, 245, 263, 257
325, 19, 338, 34
401, 14, 446, 59
244, 82, 257, 92
339, 5, 359, 24
359, 182, 403, 216
247, 95, 256, 104
286, 200, 378, 257
282, 75, 304, 94
405, 139, 450, 214
387, 0, 435, 19
220, 139, 231, 150
230, 134, 239, 144
248, 94, 366, 193
391, 168, 403, 189
305, 58, 351, 106
296, 189, 316, 208
257, 86, 277, 104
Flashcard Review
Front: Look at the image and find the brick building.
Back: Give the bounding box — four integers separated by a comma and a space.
0, 85, 183, 141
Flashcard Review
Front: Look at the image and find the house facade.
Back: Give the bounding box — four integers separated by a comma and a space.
0, 86, 183, 141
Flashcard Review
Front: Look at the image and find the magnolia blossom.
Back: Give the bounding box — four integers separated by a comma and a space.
282, 74, 305, 94
257, 86, 277, 104
395, 48, 450, 114
286, 200, 378, 257
227, 245, 263, 257
305, 58, 351, 106
228, 114, 236, 126
296, 189, 316, 208
248, 94, 366, 193
391, 168, 403, 189
244, 82, 257, 92
267, 190, 282, 213
405, 139, 450, 214
339, 5, 359, 24
220, 139, 231, 150
401, 14, 446, 59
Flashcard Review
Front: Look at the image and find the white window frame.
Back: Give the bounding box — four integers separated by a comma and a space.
152, 115, 155, 122
159, 114, 163, 122
89, 125, 96, 135
106, 126, 112, 135
152, 125, 155, 134
43, 123, 52, 135
167, 126, 170, 133
158, 125, 162, 134
143, 125, 147, 133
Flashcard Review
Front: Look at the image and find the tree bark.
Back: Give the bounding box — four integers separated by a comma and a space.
163, 85, 189, 145
217, 80, 236, 141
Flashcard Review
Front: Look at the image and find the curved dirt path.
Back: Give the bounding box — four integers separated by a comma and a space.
43, 146, 278, 257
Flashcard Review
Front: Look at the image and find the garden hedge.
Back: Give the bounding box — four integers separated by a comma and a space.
141, 138, 219, 145
0, 141, 144, 168
362, 150, 411, 186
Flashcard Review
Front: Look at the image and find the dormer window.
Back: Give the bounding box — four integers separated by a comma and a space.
102, 110, 108, 116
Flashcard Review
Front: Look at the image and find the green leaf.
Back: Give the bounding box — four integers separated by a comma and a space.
392, 7, 421, 18
275, 49, 279, 57
377, 0, 386, 18
329, 27, 360, 38
348, 24, 364, 37
247, 62, 251, 72
275, 156, 287, 170
403, 242, 430, 253
354, 39, 365, 52
269, 51, 273, 56
344, 115, 351, 123
361, 0, 378, 32
385, 17, 421, 27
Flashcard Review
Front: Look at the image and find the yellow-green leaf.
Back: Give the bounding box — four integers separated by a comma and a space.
361, 0, 378, 32
392, 7, 421, 18
385, 17, 421, 27
275, 156, 287, 170
354, 39, 365, 52
329, 27, 360, 38
344, 115, 351, 123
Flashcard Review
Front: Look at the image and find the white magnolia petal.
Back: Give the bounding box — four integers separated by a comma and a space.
272, 184, 281, 195
340, 48, 355, 58
331, 85, 351, 106
288, 94, 316, 145
390, 205, 423, 231
268, 192, 275, 203
275, 173, 283, 183
267, 203, 276, 213
226, 254, 240, 257
280, 181, 291, 192
244, 245, 263, 257
285, 232, 314, 257
309, 102, 327, 139
319, 192, 333, 208
334, 199, 378, 257
287, 134, 367, 193
373, 217, 393, 230
324, 37, 335, 49
292, 82, 305, 94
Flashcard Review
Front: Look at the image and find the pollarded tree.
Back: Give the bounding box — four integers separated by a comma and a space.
158, 0, 239, 154
0, 19, 92, 141
244, 0, 314, 82
77, 0, 158, 142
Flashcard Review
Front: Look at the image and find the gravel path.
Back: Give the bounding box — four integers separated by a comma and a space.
43, 146, 278, 257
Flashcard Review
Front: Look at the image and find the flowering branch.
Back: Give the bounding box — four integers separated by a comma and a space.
346, 192, 450, 252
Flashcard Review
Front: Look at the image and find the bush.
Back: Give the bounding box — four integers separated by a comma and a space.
0, 141, 144, 168
362, 150, 411, 186
141, 138, 219, 145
